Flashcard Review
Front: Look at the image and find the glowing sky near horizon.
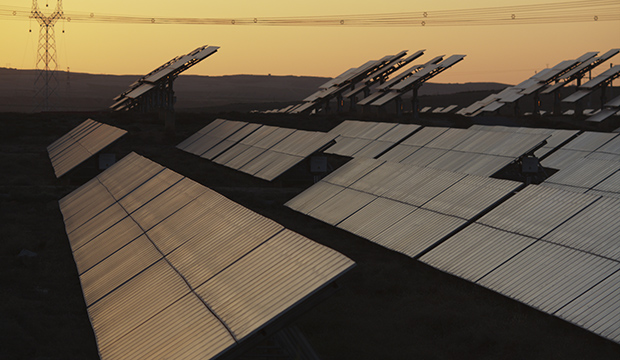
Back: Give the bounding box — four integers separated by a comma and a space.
0, 0, 618, 85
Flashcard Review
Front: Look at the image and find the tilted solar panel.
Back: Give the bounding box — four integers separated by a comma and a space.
47, 119, 127, 178
421, 185, 620, 344
59, 152, 355, 359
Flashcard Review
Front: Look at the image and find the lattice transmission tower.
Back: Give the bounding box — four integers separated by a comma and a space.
30, 0, 64, 111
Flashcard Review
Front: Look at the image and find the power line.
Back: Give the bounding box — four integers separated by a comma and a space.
1, 0, 619, 27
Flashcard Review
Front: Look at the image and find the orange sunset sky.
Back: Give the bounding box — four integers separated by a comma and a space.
0, 0, 618, 85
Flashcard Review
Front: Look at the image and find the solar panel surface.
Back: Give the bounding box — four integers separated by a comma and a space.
47, 119, 127, 178
59, 152, 355, 360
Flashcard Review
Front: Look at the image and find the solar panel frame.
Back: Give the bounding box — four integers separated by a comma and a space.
66, 202, 129, 253
322, 158, 384, 187
580, 65, 620, 89
592, 170, 620, 196
89, 259, 192, 354
424, 128, 477, 150
118, 168, 184, 214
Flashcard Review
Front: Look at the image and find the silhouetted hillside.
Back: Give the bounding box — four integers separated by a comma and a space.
0, 67, 508, 112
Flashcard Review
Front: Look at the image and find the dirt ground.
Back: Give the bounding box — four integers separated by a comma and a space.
1, 111, 620, 360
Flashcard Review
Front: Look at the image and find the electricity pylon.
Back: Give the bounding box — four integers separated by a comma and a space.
30, 0, 64, 111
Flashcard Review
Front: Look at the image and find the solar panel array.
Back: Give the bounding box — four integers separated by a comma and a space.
542, 49, 620, 95
286, 158, 522, 258
541, 131, 620, 170
60, 152, 355, 360
460, 49, 619, 117
341, 50, 424, 101
323, 120, 421, 158
377, 126, 549, 177
283, 50, 464, 114
366, 55, 466, 108
563, 65, 620, 103
286, 122, 620, 344
47, 119, 127, 178
111, 45, 219, 111
177, 119, 337, 181
420, 185, 620, 344
288, 52, 408, 114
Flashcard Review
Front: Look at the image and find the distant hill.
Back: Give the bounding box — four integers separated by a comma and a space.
0, 68, 508, 112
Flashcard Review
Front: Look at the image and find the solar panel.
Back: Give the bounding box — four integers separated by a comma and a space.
468, 125, 579, 158
478, 241, 620, 314
543, 196, 620, 259
542, 158, 620, 196
399, 148, 448, 167
47, 119, 127, 178
541, 131, 619, 170
440, 105, 458, 113
588, 95, 620, 122
292, 52, 426, 114
179, 120, 337, 181
563, 65, 620, 103
556, 271, 620, 343
287, 158, 521, 258
60, 152, 355, 359
202, 123, 263, 160
378, 127, 548, 176
541, 149, 591, 170
342, 50, 423, 99
420, 223, 536, 282
179, 120, 250, 157
420, 184, 620, 344
478, 185, 598, 238
324, 121, 419, 158
606, 95, 620, 108
462, 51, 617, 115
111, 45, 219, 112
367, 55, 464, 108
376, 64, 424, 91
